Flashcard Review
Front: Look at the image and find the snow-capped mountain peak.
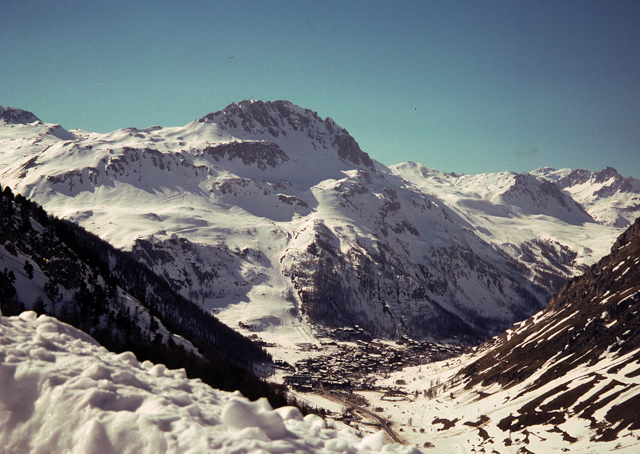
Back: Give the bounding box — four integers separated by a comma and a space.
0, 106, 40, 125
533, 166, 640, 227
198, 100, 374, 168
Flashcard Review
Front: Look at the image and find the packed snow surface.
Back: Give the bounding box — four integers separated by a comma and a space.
0, 311, 419, 454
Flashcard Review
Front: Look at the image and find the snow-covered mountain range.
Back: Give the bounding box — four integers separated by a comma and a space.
1, 101, 638, 344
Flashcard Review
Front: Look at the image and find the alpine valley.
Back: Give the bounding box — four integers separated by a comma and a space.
2, 101, 640, 453
1, 100, 639, 347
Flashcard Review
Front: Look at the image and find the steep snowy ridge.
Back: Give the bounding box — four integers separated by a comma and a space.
532, 166, 640, 227
452, 216, 640, 447
501, 173, 593, 224
461, 217, 640, 388
0, 101, 635, 345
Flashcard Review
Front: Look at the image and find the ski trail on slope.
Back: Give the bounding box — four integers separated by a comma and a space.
159, 192, 186, 204
251, 219, 319, 346
214, 217, 316, 347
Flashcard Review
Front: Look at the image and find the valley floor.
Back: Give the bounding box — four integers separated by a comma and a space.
269, 340, 640, 453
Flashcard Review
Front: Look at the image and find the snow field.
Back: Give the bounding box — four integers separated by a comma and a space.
0, 311, 421, 454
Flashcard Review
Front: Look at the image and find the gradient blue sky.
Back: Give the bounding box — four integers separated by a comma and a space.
2, 0, 639, 178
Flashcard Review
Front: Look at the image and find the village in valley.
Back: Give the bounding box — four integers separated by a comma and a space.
261, 325, 463, 397
251, 326, 465, 443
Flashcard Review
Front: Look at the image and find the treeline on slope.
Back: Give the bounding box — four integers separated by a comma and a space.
0, 184, 317, 412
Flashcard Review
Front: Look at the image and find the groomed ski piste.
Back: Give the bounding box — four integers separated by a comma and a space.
0, 309, 420, 454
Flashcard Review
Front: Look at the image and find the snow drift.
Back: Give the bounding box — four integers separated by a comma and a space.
0, 311, 419, 453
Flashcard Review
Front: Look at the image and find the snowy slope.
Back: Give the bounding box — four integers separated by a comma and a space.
0, 101, 632, 345
0, 311, 419, 454
0, 187, 273, 389
0, 193, 180, 353
346, 217, 640, 453
532, 166, 640, 228
391, 162, 624, 290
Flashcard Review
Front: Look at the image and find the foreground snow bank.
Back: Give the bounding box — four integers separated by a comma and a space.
0, 312, 419, 453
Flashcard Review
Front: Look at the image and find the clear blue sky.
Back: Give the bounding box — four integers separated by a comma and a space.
2, 0, 639, 178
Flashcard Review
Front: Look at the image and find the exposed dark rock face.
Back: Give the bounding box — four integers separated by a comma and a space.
203, 141, 289, 170
200, 100, 322, 135
132, 236, 265, 308
283, 218, 546, 343
332, 133, 374, 168
0, 106, 40, 124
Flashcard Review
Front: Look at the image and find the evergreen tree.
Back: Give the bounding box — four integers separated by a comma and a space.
33, 296, 47, 315
44, 278, 60, 302
24, 260, 34, 279
0, 268, 18, 315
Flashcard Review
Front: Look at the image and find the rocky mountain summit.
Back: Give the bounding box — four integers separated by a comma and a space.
0, 106, 40, 125
199, 100, 374, 169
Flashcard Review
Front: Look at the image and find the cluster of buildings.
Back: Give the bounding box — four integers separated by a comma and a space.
283, 336, 463, 393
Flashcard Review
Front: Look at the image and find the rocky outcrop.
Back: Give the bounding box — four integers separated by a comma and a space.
0, 106, 40, 124
332, 133, 374, 168
203, 141, 289, 170
200, 100, 375, 169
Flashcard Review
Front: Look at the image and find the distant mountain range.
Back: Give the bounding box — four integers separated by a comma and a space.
1, 101, 638, 343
